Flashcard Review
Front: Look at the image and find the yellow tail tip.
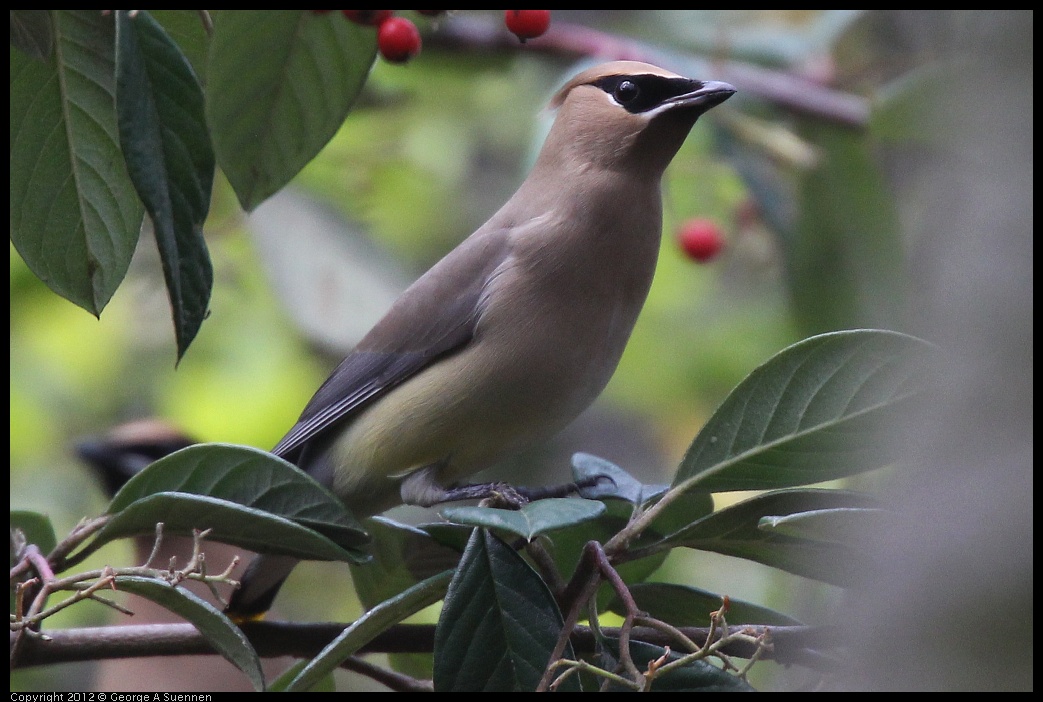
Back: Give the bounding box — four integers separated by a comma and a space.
228, 610, 268, 625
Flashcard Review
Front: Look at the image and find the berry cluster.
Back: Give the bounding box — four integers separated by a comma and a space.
329, 10, 427, 63
313, 11, 552, 64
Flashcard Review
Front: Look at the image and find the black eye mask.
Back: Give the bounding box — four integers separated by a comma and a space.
592, 74, 705, 114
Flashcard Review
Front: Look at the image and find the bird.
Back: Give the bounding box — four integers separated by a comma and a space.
75, 421, 264, 690
76, 419, 197, 497
227, 60, 735, 618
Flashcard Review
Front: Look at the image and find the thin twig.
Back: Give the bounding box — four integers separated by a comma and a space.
525, 537, 567, 599
49, 515, 111, 571
536, 542, 605, 692
141, 523, 166, 569
589, 543, 643, 683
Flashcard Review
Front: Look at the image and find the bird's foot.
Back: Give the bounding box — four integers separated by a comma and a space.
429, 475, 616, 510
514, 474, 614, 501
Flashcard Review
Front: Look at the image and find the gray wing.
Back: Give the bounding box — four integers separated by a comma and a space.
271, 228, 512, 462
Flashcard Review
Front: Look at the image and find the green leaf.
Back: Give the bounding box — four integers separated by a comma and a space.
350, 517, 460, 612
660, 489, 878, 586
105, 443, 368, 549
286, 569, 453, 692
115, 10, 214, 360
434, 530, 580, 692
426, 471, 700, 602
10, 511, 58, 558
641, 490, 715, 541
11, 511, 58, 616
419, 522, 474, 554
117, 576, 264, 691
67, 443, 370, 564
10, 10, 53, 61
759, 506, 883, 545
150, 11, 211, 85
541, 500, 681, 607
349, 517, 457, 679
268, 660, 335, 692
440, 499, 606, 542
675, 329, 933, 493
572, 453, 668, 504
10, 10, 144, 315
604, 639, 755, 692
619, 582, 803, 627
85, 493, 365, 563
207, 10, 377, 210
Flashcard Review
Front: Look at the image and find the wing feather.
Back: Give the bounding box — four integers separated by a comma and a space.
272, 227, 512, 462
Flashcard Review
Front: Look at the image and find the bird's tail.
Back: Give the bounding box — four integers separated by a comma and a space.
225, 553, 301, 621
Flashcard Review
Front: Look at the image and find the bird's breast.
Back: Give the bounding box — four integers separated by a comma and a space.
332, 194, 662, 499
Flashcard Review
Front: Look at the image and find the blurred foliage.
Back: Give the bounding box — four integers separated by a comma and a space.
11, 9, 1027, 692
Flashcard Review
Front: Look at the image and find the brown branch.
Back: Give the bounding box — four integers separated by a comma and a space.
10, 620, 837, 670
429, 15, 869, 128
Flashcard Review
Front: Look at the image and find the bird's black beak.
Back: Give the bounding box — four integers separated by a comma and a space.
669, 80, 737, 112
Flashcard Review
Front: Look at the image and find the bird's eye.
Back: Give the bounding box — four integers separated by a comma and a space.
614, 80, 640, 105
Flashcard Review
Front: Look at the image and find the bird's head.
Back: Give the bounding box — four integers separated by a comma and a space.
540, 61, 735, 176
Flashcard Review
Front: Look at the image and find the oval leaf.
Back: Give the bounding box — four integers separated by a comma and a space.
269, 660, 335, 693
207, 10, 377, 210
10, 10, 144, 314
758, 506, 883, 545
10, 10, 53, 60
88, 493, 365, 563
440, 498, 605, 542
115, 10, 215, 360
349, 516, 461, 612
434, 529, 579, 692
660, 489, 878, 586
10, 511, 58, 557
675, 329, 933, 493
106, 443, 368, 549
117, 576, 264, 691
286, 569, 453, 692
572, 453, 668, 504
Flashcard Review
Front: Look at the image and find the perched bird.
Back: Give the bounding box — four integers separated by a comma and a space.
76, 419, 197, 497
229, 60, 735, 617
76, 420, 265, 691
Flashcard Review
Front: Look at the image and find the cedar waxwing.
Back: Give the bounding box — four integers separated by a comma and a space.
76, 419, 197, 497
75, 421, 263, 691
228, 61, 735, 617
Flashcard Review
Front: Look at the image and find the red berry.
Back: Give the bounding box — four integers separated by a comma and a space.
377, 17, 421, 64
677, 218, 724, 263
504, 10, 550, 42
341, 10, 393, 26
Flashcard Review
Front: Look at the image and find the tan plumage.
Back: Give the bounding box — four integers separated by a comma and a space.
229, 61, 734, 617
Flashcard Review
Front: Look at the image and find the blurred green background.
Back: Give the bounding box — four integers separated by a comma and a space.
10, 10, 1032, 692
